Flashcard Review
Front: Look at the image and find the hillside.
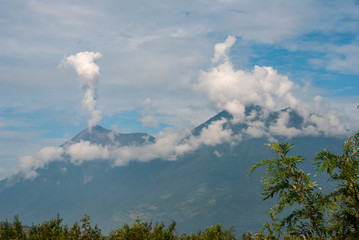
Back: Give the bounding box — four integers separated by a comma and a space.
0, 106, 346, 234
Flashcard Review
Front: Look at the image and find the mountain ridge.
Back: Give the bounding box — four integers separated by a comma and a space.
61, 125, 155, 147
0, 106, 348, 234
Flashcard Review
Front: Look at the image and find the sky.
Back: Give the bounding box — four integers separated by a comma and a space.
1, 0, 359, 180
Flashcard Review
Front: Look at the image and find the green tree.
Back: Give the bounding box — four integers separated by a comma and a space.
248, 142, 329, 239
0, 219, 13, 239
108, 217, 152, 240
108, 217, 178, 240
79, 214, 103, 239
27, 213, 65, 239
69, 221, 81, 239
314, 131, 359, 239
181, 224, 236, 240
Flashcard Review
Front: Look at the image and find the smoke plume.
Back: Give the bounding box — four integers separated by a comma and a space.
64, 51, 102, 131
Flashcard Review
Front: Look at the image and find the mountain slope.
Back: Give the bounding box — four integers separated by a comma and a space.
61, 125, 154, 147
0, 108, 347, 234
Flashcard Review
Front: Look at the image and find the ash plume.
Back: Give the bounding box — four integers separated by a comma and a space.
63, 51, 102, 131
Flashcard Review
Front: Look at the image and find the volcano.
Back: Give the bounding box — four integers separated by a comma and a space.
0, 106, 347, 234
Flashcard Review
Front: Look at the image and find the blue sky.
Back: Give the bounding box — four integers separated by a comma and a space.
1, 0, 359, 179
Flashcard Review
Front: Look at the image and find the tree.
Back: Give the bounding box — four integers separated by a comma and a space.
0, 219, 13, 239
79, 214, 103, 239
180, 224, 236, 240
108, 217, 178, 240
69, 221, 81, 239
314, 131, 359, 238
248, 130, 359, 239
248, 142, 329, 239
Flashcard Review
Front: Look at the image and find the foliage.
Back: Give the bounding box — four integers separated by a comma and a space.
181, 224, 236, 240
248, 142, 329, 239
0, 214, 104, 240
108, 217, 177, 240
248, 130, 359, 239
314, 131, 359, 239
0, 215, 26, 239
0, 215, 237, 239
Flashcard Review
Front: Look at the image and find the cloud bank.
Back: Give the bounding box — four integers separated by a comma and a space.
196, 36, 348, 137
17, 117, 233, 179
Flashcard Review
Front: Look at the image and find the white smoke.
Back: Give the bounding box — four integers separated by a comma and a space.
212, 35, 236, 63
63, 51, 103, 131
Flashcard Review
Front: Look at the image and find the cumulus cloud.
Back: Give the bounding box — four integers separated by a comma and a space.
195, 36, 349, 138
62, 51, 103, 131
65, 140, 110, 165
19, 146, 64, 179
196, 36, 300, 123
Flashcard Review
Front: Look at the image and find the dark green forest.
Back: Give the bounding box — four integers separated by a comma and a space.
1, 130, 358, 240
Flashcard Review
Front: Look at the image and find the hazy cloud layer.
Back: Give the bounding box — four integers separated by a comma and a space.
17, 117, 234, 179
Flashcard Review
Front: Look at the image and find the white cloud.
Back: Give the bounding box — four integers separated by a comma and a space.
268, 111, 301, 138
212, 36, 236, 63
15, 106, 350, 180
196, 37, 350, 138
65, 140, 109, 165
245, 126, 267, 138
13, 36, 355, 180
140, 98, 159, 127
196, 37, 300, 122
140, 115, 159, 128
325, 44, 359, 74
214, 150, 222, 157
305, 112, 347, 137
109, 117, 233, 166
188, 118, 233, 147
19, 146, 64, 179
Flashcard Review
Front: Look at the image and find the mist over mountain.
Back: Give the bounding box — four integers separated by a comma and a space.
0, 106, 347, 234
62, 125, 154, 147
